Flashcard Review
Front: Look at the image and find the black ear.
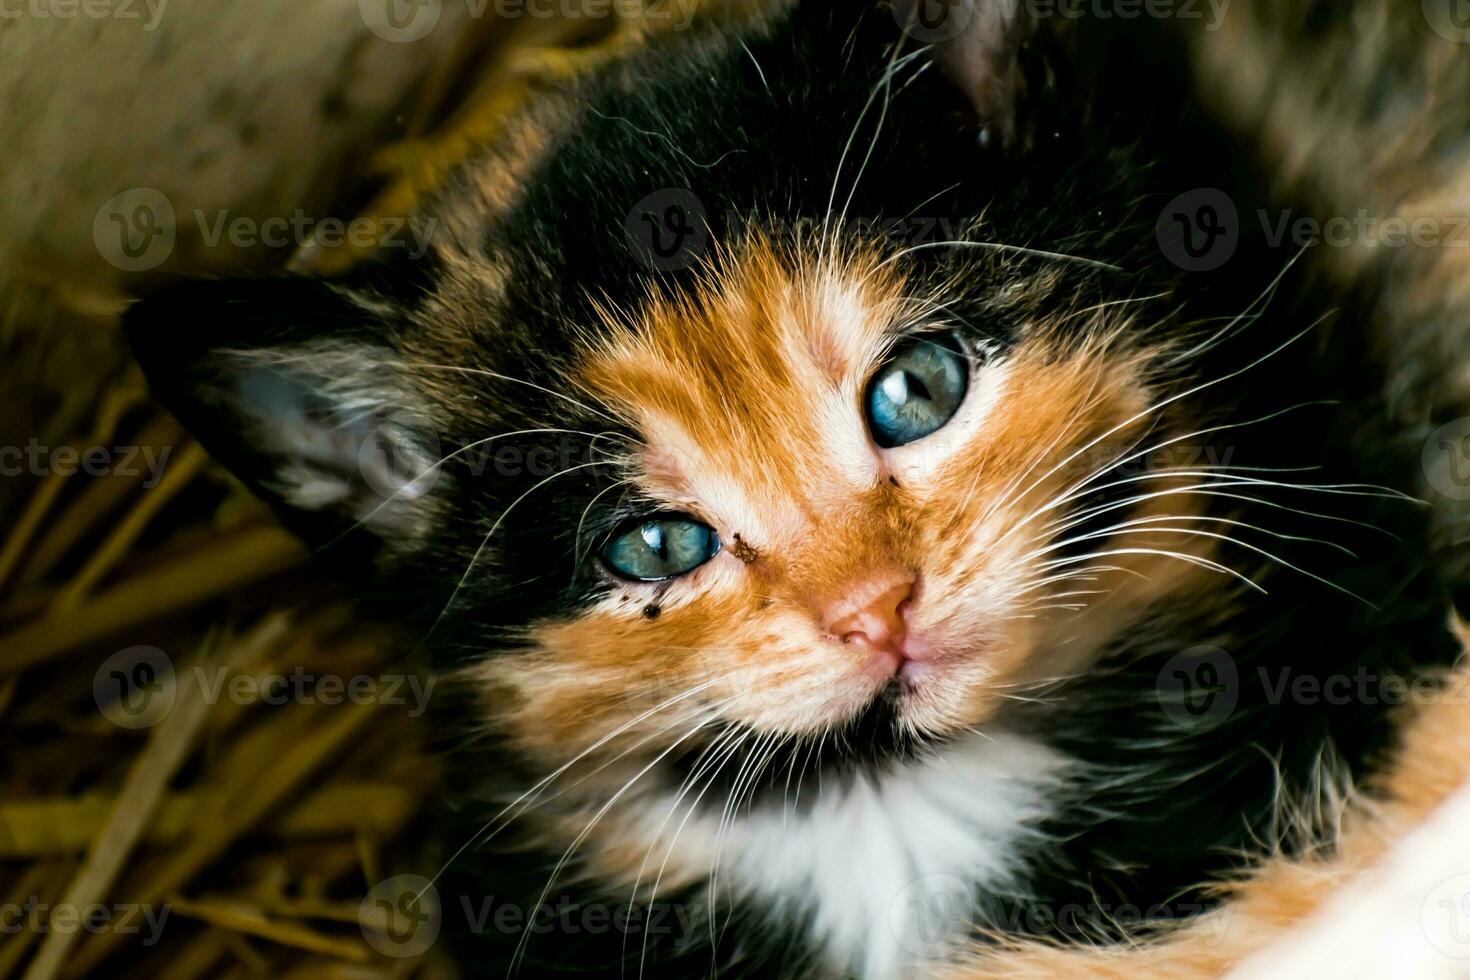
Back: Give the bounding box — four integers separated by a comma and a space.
889, 0, 1041, 145
123, 276, 447, 546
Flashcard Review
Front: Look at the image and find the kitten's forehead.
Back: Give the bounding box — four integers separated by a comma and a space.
579, 241, 907, 536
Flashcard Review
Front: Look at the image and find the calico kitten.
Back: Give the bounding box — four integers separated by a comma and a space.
124, 1, 1463, 977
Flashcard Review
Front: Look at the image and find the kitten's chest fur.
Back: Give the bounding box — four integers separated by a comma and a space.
642, 733, 1071, 979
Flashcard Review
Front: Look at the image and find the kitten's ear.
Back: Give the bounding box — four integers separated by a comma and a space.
124, 277, 447, 546
890, 0, 1040, 145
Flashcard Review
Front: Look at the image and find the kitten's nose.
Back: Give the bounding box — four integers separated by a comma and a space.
825, 577, 915, 654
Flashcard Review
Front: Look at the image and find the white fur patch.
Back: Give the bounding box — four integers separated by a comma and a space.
648, 732, 1069, 978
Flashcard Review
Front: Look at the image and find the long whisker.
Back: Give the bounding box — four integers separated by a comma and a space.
334, 427, 618, 546
422, 678, 725, 892
629, 731, 741, 978
877, 239, 1125, 275
1035, 523, 1373, 604
822, 42, 926, 263
1037, 547, 1266, 593
1038, 511, 1358, 560
509, 715, 724, 974
989, 317, 1332, 551
1164, 250, 1306, 366
384, 360, 625, 425
420, 460, 606, 648
1040, 479, 1402, 543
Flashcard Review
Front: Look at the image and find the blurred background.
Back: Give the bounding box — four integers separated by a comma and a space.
0, 2, 733, 976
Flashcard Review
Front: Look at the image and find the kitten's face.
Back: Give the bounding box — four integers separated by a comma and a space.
489, 242, 1194, 772
128, 3, 1226, 801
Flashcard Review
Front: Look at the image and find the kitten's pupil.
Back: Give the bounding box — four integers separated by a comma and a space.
905, 371, 933, 404
865, 334, 970, 449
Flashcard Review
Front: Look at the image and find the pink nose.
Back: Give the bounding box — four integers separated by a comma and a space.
825, 577, 915, 654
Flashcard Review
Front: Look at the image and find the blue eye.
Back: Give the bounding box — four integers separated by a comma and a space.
602, 517, 721, 582
865, 334, 970, 448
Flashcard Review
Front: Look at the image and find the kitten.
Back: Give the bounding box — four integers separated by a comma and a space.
124, 1, 1463, 977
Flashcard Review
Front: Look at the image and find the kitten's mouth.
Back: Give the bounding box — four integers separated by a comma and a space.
859, 630, 958, 685
667, 680, 945, 813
